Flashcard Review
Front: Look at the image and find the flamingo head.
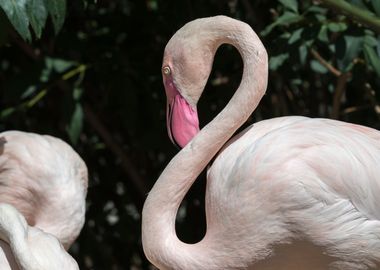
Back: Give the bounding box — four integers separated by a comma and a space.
162, 20, 216, 148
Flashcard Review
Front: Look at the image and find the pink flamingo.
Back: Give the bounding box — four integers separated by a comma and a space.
142, 16, 380, 269
0, 131, 88, 269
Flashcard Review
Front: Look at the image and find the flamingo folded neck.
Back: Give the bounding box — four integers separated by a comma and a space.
142, 15, 268, 269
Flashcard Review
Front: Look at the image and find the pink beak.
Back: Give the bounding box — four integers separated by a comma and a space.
164, 77, 199, 148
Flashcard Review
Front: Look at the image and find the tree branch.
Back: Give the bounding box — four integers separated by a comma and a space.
309, 48, 352, 119
7, 30, 41, 61
310, 48, 342, 77
320, 0, 380, 33
364, 83, 380, 120
331, 73, 350, 119
83, 104, 148, 201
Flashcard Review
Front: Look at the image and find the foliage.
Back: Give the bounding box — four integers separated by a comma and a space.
0, 0, 66, 40
263, 0, 380, 123
0, 0, 380, 269
264, 0, 380, 76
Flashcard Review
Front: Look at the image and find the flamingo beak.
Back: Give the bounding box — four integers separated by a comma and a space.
164, 78, 199, 148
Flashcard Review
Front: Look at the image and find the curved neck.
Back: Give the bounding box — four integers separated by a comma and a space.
142, 16, 268, 269
0, 204, 41, 270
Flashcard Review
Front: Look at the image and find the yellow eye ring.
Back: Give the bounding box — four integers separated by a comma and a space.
162, 66, 171, 75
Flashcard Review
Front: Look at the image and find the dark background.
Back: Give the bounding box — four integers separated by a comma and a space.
1, 0, 379, 269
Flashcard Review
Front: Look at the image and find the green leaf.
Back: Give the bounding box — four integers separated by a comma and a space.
350, 0, 367, 9
299, 45, 308, 66
0, 0, 31, 41
277, 12, 303, 25
364, 34, 378, 47
291, 79, 302, 85
327, 22, 348, 32
371, 0, 380, 16
51, 58, 75, 73
307, 6, 327, 14
73, 87, 83, 101
269, 53, 289, 70
305, 4, 327, 23
26, 0, 47, 38
288, 28, 303, 44
262, 12, 303, 36
66, 102, 83, 144
318, 25, 329, 42
364, 44, 380, 77
314, 13, 326, 22
44, 0, 66, 34
364, 29, 375, 36
280, 32, 291, 39
336, 35, 363, 72
310, 60, 328, 74
0, 107, 16, 119
147, 0, 158, 11
40, 57, 75, 82
279, 0, 298, 13
21, 85, 37, 99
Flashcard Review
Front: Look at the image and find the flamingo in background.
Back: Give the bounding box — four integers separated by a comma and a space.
142, 16, 380, 270
0, 203, 79, 269
0, 131, 88, 269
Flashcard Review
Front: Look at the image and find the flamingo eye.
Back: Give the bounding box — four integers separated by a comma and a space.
162, 66, 171, 75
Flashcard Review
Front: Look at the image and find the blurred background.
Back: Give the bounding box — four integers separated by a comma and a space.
0, 0, 379, 269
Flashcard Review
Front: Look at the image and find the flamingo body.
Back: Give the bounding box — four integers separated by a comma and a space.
206, 116, 380, 269
0, 203, 79, 270
142, 16, 380, 270
0, 131, 87, 268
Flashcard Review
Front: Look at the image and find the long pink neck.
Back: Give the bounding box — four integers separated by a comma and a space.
142, 16, 268, 269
